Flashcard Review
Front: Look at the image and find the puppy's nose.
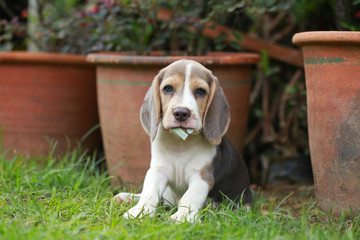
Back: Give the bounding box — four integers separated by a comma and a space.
173, 108, 191, 122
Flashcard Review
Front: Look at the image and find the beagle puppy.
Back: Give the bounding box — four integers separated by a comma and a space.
114, 59, 253, 222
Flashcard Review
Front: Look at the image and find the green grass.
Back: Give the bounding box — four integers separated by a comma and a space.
0, 148, 359, 240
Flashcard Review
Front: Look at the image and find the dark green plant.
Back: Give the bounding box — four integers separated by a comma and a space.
0, 17, 27, 51
29, 0, 164, 54
339, 0, 360, 30
1, 0, 244, 55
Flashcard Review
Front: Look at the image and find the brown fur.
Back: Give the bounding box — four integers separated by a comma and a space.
200, 163, 215, 189
159, 74, 185, 118
141, 60, 230, 145
189, 76, 211, 120
203, 76, 230, 145
140, 71, 162, 141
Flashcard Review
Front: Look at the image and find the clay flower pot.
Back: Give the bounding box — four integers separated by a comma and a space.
87, 52, 260, 186
293, 31, 360, 216
0, 51, 101, 156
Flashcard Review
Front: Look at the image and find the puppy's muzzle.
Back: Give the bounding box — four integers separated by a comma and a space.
172, 107, 191, 122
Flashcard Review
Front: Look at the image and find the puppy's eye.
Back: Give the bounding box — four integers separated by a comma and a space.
163, 85, 174, 94
194, 88, 206, 97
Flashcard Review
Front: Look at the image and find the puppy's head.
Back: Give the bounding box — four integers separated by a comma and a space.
140, 59, 230, 145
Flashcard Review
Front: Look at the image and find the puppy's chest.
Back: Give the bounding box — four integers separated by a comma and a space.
166, 150, 208, 187
152, 131, 216, 188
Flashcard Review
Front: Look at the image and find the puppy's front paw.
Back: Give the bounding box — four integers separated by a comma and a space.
123, 205, 155, 219
114, 192, 142, 204
170, 209, 198, 223
114, 192, 132, 204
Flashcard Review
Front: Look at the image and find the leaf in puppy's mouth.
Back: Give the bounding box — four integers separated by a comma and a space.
170, 127, 193, 140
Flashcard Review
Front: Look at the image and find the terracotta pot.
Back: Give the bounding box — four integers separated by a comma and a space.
0, 51, 101, 156
293, 31, 360, 216
87, 52, 260, 186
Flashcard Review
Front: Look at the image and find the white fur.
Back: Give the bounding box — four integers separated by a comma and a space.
115, 125, 216, 222
180, 63, 197, 110
114, 61, 216, 222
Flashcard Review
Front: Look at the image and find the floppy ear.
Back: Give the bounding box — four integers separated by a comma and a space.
140, 71, 163, 142
203, 75, 230, 145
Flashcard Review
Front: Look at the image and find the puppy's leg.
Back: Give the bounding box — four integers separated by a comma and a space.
170, 175, 210, 223
124, 167, 167, 219
114, 193, 141, 204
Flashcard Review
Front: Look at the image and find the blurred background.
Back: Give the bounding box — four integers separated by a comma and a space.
1, 0, 359, 187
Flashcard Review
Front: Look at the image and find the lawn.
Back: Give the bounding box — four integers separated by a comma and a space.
0, 148, 359, 240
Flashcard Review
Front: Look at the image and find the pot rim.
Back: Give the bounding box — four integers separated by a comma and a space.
293, 31, 360, 47
0, 51, 93, 66
86, 51, 260, 66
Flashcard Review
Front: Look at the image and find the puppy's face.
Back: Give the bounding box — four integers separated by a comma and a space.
140, 59, 230, 145
159, 60, 213, 132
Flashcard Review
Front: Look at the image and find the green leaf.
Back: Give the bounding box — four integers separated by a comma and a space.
229, 41, 242, 51
215, 43, 225, 51
143, 24, 153, 45
232, 31, 243, 42
214, 33, 228, 43
340, 19, 360, 31
267, 66, 280, 76
227, 1, 246, 12
285, 83, 299, 94
260, 49, 269, 73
